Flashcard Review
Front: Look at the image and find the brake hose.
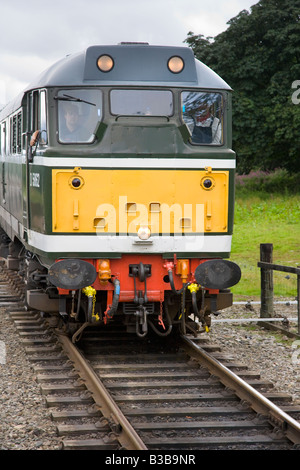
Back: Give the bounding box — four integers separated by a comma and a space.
105, 278, 120, 319
168, 269, 190, 294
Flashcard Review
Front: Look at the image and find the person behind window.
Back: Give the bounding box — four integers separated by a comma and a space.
60, 103, 90, 142
191, 103, 221, 144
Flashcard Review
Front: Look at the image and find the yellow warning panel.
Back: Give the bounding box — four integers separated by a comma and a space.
52, 168, 228, 234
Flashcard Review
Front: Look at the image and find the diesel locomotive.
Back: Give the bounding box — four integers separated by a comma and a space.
0, 43, 241, 339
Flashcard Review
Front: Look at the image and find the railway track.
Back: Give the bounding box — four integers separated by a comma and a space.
2, 267, 300, 450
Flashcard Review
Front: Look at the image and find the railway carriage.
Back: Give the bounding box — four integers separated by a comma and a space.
0, 43, 240, 339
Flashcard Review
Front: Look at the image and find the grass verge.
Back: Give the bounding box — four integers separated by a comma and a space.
230, 190, 300, 300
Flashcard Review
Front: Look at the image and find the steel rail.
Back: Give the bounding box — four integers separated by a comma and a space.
181, 335, 300, 445
57, 333, 148, 450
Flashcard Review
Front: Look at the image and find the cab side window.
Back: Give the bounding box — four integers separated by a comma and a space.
31, 90, 48, 145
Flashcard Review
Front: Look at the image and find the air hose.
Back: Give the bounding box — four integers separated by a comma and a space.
168, 269, 190, 294
191, 291, 200, 317
105, 278, 120, 319
168, 268, 191, 333
188, 283, 201, 317
189, 284, 210, 333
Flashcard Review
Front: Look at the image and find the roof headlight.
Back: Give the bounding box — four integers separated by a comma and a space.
168, 56, 184, 73
97, 54, 114, 72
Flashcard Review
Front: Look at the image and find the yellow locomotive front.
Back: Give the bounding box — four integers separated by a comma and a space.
50, 164, 235, 336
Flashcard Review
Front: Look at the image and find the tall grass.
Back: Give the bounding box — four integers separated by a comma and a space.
230, 170, 300, 299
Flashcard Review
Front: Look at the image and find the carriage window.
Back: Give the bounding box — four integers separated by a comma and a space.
10, 112, 22, 154
181, 92, 224, 145
110, 90, 173, 116
57, 89, 102, 143
10, 116, 17, 153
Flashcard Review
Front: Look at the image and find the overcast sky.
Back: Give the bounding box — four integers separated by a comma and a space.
0, 0, 258, 104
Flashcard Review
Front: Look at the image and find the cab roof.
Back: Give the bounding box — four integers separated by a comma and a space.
0, 44, 231, 119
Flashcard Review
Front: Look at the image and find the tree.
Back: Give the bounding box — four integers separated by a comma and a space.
185, 0, 300, 173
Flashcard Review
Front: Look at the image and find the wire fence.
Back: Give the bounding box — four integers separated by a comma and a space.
258, 243, 300, 335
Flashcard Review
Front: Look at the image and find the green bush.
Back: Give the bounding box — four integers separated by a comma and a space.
235, 169, 300, 196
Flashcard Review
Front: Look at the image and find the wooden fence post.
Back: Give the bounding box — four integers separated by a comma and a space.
260, 243, 274, 318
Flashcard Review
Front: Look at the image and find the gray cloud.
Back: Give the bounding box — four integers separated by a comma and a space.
0, 0, 257, 103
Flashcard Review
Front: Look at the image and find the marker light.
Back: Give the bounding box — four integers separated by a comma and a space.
71, 178, 82, 188
168, 56, 184, 73
203, 179, 213, 189
69, 176, 84, 189
97, 54, 114, 72
201, 177, 214, 190
137, 226, 151, 240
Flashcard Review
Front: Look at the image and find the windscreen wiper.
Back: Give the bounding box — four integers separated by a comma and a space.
54, 94, 96, 106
